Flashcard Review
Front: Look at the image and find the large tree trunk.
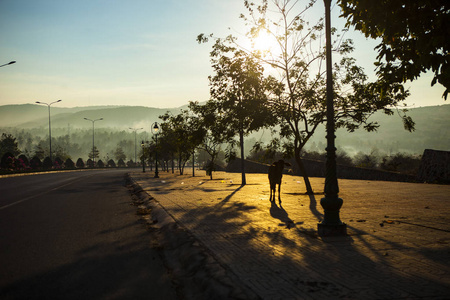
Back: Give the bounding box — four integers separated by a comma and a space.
239, 129, 246, 186
294, 150, 314, 194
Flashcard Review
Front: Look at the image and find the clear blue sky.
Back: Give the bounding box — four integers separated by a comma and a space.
0, 0, 446, 109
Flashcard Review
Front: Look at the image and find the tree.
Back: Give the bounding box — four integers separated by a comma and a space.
196, 36, 275, 185
30, 156, 42, 170
33, 145, 45, 160
76, 158, 85, 168
97, 159, 105, 168
86, 159, 94, 168
43, 157, 53, 169
88, 146, 100, 161
17, 154, 30, 170
65, 158, 75, 169
114, 147, 126, 161
0, 133, 20, 157
54, 157, 63, 169
108, 159, 116, 168
160, 109, 204, 175
239, 0, 409, 193
189, 101, 233, 180
1, 152, 15, 170
118, 158, 126, 168
339, 0, 450, 99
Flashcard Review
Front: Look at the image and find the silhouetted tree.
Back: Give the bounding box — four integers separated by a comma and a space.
114, 147, 126, 161
43, 157, 53, 169
88, 146, 100, 161
65, 158, 75, 169
196, 36, 275, 185
86, 159, 94, 168
118, 158, 126, 168
232, 0, 410, 193
1, 152, 15, 170
30, 156, 42, 170
108, 159, 116, 168
339, 0, 450, 99
380, 153, 421, 175
160, 109, 204, 175
54, 157, 63, 169
76, 158, 85, 168
0, 133, 20, 157
17, 154, 30, 170
33, 145, 45, 160
97, 159, 105, 168
189, 101, 233, 180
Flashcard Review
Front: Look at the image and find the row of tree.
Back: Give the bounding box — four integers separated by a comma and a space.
0, 151, 138, 172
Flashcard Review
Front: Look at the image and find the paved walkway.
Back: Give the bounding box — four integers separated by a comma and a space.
129, 170, 450, 299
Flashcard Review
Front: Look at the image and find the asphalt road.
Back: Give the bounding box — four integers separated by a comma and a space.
0, 169, 177, 300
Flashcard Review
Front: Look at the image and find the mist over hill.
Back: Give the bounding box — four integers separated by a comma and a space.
0, 103, 449, 161
0, 104, 187, 129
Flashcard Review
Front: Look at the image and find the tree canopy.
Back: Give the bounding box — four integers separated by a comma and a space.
339, 0, 450, 99
238, 0, 410, 193
196, 35, 276, 184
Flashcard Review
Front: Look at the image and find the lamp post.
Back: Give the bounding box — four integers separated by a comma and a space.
84, 117, 103, 167
152, 122, 160, 178
318, 0, 346, 236
36, 99, 62, 163
0, 61, 16, 68
129, 127, 143, 167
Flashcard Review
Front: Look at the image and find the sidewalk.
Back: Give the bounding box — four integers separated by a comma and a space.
129, 170, 450, 300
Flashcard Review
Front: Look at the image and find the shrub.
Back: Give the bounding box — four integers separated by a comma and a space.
65, 158, 75, 169
1, 152, 15, 170
54, 157, 63, 169
17, 154, 30, 170
97, 159, 105, 168
380, 153, 422, 175
43, 157, 53, 169
108, 159, 116, 168
118, 158, 126, 167
30, 156, 42, 169
76, 158, 85, 168
86, 159, 94, 168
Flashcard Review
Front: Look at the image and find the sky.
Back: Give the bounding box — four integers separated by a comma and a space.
0, 0, 446, 109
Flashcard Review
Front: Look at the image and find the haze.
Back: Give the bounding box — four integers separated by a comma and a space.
0, 0, 446, 109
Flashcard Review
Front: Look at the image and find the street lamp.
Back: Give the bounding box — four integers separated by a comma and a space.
152, 122, 160, 178
129, 127, 143, 167
0, 61, 16, 68
36, 99, 62, 164
318, 0, 346, 236
84, 117, 103, 167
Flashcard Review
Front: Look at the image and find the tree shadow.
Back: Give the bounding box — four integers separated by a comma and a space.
308, 193, 323, 222
156, 180, 450, 299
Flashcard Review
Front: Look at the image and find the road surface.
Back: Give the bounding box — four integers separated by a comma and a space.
0, 169, 177, 299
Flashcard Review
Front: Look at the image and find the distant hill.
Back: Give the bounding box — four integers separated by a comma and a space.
0, 104, 186, 129
0, 103, 449, 155
245, 104, 450, 155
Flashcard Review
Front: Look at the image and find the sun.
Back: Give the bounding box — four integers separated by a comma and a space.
250, 31, 279, 56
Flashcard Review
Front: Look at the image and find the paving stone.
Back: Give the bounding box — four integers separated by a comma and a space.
130, 171, 450, 299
